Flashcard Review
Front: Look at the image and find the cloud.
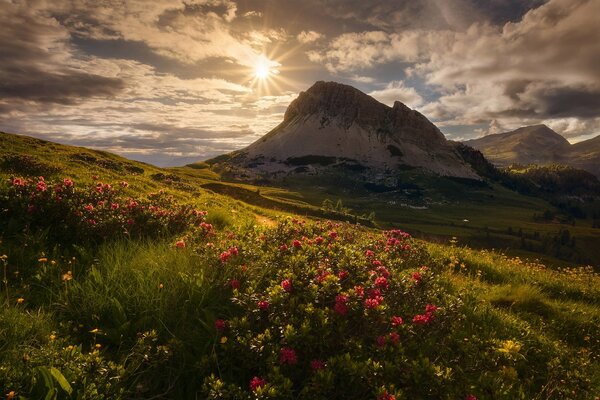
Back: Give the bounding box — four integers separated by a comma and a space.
369, 81, 423, 108
297, 30, 323, 44
0, 1, 126, 105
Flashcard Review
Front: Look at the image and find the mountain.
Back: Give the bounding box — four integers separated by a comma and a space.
463, 125, 571, 166
569, 135, 600, 177
215, 81, 478, 180
464, 124, 600, 177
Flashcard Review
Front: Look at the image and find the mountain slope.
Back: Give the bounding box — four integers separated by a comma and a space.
463, 125, 571, 166
464, 124, 600, 178
221, 81, 478, 179
569, 135, 600, 177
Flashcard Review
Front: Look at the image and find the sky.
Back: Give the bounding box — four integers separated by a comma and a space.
1, 0, 599, 166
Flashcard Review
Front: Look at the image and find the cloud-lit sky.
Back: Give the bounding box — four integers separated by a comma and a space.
1, 0, 599, 166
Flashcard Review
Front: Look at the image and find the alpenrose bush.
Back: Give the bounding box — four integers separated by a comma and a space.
197, 219, 595, 399
199, 220, 465, 399
0, 176, 207, 245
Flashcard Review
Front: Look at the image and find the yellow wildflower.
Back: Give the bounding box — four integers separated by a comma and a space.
38, 257, 48, 263
16, 298, 25, 305
62, 271, 73, 281
220, 336, 228, 344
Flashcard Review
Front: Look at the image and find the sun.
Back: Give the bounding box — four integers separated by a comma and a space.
254, 59, 271, 80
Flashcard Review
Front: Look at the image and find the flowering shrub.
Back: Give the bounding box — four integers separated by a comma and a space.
200, 219, 472, 399
0, 176, 207, 245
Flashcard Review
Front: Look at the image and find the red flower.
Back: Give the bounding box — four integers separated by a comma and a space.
249, 376, 266, 391
338, 270, 349, 280
412, 313, 433, 325
425, 304, 439, 313
376, 266, 390, 278
175, 240, 186, 248
257, 300, 270, 310
279, 347, 297, 365
378, 392, 396, 400
279, 244, 288, 252
230, 278, 240, 290
328, 231, 338, 239
281, 279, 293, 292
11, 177, 25, 186
84, 204, 94, 212
389, 332, 400, 344
111, 203, 119, 210
412, 271, 422, 283
376, 335, 387, 347
365, 249, 375, 258
465, 396, 478, 400
391, 316, 404, 326
214, 319, 227, 331
354, 285, 364, 298
365, 298, 380, 309
292, 239, 302, 248
315, 236, 324, 245
334, 294, 349, 315
310, 359, 325, 371
374, 276, 389, 289
220, 250, 231, 263
62, 178, 74, 187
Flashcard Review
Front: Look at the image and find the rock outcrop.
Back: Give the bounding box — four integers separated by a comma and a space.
230, 81, 478, 179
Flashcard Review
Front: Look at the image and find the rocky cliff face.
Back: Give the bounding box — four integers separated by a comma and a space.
225, 81, 479, 179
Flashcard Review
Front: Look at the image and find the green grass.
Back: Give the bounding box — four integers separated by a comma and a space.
1, 131, 600, 399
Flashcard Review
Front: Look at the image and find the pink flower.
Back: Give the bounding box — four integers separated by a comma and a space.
279, 244, 288, 251
220, 250, 232, 262
84, 204, 94, 212
230, 279, 240, 290
281, 279, 293, 292
257, 300, 270, 310
310, 359, 325, 371
292, 239, 302, 248
62, 178, 74, 187
127, 219, 134, 225
214, 319, 227, 331
120, 181, 129, 188
374, 276, 389, 290
111, 203, 119, 210
175, 240, 186, 248
279, 347, 297, 365
391, 316, 404, 326
249, 376, 266, 391
36, 180, 47, 192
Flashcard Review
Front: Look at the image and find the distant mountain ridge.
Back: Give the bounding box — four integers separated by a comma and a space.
464, 125, 600, 177
217, 81, 479, 180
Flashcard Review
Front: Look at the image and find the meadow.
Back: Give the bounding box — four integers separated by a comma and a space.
1, 132, 600, 399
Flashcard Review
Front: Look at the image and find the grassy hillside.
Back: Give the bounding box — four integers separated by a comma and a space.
1, 131, 599, 399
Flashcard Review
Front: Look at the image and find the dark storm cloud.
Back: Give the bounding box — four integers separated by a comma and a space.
0, 1, 126, 106
0, 71, 124, 105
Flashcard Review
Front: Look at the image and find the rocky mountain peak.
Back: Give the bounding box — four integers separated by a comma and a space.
283, 81, 390, 127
